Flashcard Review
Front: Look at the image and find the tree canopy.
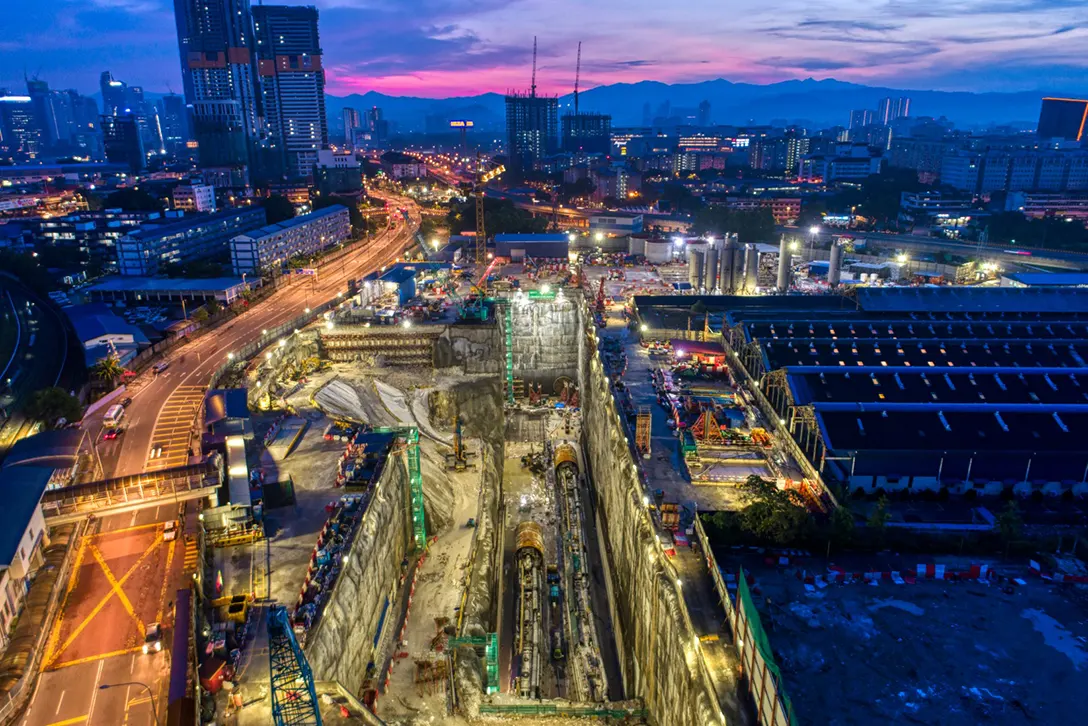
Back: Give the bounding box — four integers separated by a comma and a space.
102, 187, 165, 212
262, 194, 296, 225
26, 387, 83, 427
691, 206, 775, 244
446, 198, 547, 236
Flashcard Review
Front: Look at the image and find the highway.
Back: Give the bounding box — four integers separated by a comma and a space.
87, 192, 421, 480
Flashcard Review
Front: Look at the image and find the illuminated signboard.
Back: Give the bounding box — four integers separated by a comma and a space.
449, 120, 475, 128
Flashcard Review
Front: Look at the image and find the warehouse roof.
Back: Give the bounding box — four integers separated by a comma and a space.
761, 338, 1088, 370
493, 233, 569, 243
745, 318, 1088, 343
1003, 272, 1088, 287
789, 368, 1088, 407
856, 286, 1088, 313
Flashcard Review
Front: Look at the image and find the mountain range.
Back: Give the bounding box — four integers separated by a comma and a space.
325, 78, 1055, 132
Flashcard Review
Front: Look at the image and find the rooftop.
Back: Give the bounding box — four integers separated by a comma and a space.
65, 303, 150, 346
1003, 272, 1088, 287
2, 429, 84, 471
0, 466, 52, 565
234, 205, 347, 241
87, 276, 249, 293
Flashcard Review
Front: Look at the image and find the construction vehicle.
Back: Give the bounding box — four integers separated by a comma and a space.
444, 415, 477, 471
750, 427, 773, 447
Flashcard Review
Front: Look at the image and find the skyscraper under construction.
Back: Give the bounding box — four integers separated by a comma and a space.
504, 38, 557, 177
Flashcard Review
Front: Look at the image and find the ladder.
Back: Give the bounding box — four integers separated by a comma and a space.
504, 304, 515, 405
635, 406, 652, 458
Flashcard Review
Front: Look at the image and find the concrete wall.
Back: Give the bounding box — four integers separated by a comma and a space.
579, 308, 724, 726
305, 450, 412, 693
506, 297, 581, 393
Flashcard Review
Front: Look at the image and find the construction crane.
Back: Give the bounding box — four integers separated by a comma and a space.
573, 41, 582, 115
530, 35, 538, 98
474, 152, 505, 266
268, 605, 322, 726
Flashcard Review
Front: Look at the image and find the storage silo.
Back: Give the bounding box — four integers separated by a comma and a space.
828, 241, 844, 286
705, 245, 720, 291
776, 236, 792, 293
743, 244, 759, 293
688, 249, 705, 290
720, 237, 735, 293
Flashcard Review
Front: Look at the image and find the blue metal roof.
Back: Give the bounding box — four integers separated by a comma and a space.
380, 267, 417, 284
1004, 272, 1088, 287
493, 233, 569, 243
857, 286, 1088, 313
0, 466, 51, 564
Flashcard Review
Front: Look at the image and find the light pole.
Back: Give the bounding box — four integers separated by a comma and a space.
99, 682, 160, 726
808, 225, 820, 260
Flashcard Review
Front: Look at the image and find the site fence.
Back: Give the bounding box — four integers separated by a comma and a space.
694, 515, 797, 726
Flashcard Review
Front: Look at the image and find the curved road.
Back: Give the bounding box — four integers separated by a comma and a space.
91, 193, 421, 479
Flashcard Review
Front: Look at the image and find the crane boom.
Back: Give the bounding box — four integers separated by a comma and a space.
530, 36, 538, 98
574, 41, 581, 115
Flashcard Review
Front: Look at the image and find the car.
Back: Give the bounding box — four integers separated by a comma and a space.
163, 520, 178, 542
103, 429, 120, 441
142, 623, 163, 654
152, 362, 169, 374
120, 397, 133, 407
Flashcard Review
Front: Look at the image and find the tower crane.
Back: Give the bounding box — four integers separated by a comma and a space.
474, 153, 505, 267
268, 605, 322, 726
574, 41, 582, 116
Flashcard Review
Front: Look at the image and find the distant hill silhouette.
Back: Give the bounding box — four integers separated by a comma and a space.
326, 78, 1056, 132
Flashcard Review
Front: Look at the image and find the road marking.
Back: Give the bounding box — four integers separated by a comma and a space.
130, 654, 136, 675
89, 545, 147, 638
47, 534, 161, 667
51, 646, 144, 670
99, 522, 162, 537
156, 538, 177, 623
55, 689, 65, 714
87, 658, 104, 723
43, 716, 87, 726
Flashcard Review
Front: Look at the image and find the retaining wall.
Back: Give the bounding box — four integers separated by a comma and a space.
305, 448, 412, 694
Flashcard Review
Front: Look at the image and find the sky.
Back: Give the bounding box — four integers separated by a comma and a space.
1, 0, 1086, 98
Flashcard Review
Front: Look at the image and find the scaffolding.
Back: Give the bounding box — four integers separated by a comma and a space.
504, 304, 515, 405
635, 406, 652, 458
406, 428, 427, 551
268, 605, 322, 726
448, 633, 499, 694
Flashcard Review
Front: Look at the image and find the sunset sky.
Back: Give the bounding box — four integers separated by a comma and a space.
3, 0, 1086, 97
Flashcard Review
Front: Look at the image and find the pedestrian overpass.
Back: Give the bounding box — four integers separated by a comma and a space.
41, 459, 223, 524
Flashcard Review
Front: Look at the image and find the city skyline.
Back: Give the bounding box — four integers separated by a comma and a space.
3, 0, 1087, 98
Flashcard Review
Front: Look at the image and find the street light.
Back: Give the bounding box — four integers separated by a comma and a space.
896, 253, 908, 264
227, 352, 235, 361
99, 683, 160, 726
594, 232, 604, 242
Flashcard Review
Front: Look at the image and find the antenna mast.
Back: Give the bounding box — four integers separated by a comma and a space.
530, 36, 538, 97
574, 41, 581, 115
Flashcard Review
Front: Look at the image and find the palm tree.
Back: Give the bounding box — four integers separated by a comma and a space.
92, 352, 125, 387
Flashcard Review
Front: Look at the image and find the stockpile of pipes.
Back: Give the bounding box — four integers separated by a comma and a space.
291, 495, 365, 643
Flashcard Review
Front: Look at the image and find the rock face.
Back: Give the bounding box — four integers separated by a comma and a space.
579, 308, 722, 726
434, 325, 502, 375
305, 451, 412, 693
507, 297, 581, 392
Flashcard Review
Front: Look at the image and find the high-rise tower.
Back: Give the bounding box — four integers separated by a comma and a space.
253, 4, 328, 180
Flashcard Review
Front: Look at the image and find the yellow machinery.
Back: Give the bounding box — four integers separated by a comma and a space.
515, 521, 545, 558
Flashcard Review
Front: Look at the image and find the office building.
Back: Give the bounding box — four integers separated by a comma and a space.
173, 0, 262, 168
100, 114, 145, 173
877, 97, 910, 124
798, 143, 883, 182
1006, 191, 1088, 221
697, 100, 711, 127
116, 207, 266, 276
1037, 98, 1088, 142
342, 107, 361, 144
253, 4, 328, 180
505, 91, 558, 176
381, 151, 426, 180
158, 93, 190, 155
0, 93, 42, 161
230, 205, 349, 274
99, 72, 128, 117
173, 183, 217, 213
941, 150, 1088, 194
561, 112, 612, 155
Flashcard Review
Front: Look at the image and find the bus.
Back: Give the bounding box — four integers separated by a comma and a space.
103, 404, 125, 429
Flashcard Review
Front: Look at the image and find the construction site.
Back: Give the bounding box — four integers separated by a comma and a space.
194, 237, 754, 726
